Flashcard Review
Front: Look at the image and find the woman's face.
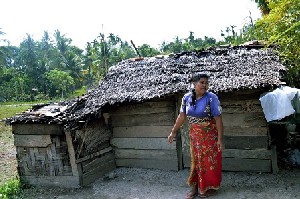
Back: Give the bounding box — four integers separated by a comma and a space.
194, 77, 209, 95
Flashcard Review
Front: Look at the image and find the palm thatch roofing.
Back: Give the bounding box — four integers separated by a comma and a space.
5, 45, 286, 128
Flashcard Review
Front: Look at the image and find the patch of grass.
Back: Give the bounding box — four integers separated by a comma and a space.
68, 86, 87, 99
0, 178, 21, 199
0, 105, 32, 120
0, 104, 32, 186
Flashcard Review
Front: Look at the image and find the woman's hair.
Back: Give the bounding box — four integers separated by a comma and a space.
189, 73, 209, 83
190, 73, 209, 107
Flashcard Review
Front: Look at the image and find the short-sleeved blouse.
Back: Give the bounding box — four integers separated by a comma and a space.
180, 91, 222, 118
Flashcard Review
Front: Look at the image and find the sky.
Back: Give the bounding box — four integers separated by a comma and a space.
0, 0, 262, 49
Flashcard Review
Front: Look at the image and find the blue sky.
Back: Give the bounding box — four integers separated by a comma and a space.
0, 0, 261, 49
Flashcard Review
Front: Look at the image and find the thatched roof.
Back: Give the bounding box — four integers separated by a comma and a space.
5, 46, 286, 127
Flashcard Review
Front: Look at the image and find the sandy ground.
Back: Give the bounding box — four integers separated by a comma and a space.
18, 167, 300, 199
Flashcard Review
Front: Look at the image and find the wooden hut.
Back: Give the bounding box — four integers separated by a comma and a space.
6, 45, 286, 188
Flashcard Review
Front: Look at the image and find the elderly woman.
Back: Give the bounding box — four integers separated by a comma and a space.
168, 73, 224, 198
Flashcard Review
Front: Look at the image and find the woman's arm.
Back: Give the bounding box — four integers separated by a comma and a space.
214, 115, 225, 151
168, 112, 186, 144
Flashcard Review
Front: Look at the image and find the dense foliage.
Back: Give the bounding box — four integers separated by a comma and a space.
253, 0, 300, 87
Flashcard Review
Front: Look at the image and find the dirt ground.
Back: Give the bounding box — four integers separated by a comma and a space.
17, 167, 300, 199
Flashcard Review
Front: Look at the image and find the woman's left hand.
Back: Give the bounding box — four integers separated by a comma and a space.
217, 139, 225, 152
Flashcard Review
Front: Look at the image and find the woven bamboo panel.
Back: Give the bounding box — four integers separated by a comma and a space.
75, 119, 111, 158
16, 135, 72, 176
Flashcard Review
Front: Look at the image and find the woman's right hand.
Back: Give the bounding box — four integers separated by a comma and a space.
168, 132, 176, 144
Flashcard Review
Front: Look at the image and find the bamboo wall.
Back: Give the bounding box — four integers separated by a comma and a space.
12, 117, 116, 188
110, 98, 179, 170
12, 124, 80, 188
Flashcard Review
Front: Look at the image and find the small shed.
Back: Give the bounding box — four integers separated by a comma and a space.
6, 45, 286, 188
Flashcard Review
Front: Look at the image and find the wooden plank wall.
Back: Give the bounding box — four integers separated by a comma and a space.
77, 147, 116, 186
74, 118, 116, 186
181, 90, 277, 173
73, 119, 111, 159
110, 99, 179, 170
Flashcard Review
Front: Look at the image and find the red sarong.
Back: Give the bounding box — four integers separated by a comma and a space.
187, 119, 222, 194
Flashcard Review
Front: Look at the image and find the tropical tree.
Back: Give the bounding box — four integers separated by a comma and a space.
160, 32, 217, 54
45, 69, 75, 98
160, 36, 184, 53
53, 30, 84, 89
14, 34, 42, 97
138, 44, 160, 57
254, 0, 300, 87
0, 28, 11, 67
253, 0, 270, 15
83, 33, 137, 85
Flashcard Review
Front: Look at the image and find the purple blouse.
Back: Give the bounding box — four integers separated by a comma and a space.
180, 91, 222, 118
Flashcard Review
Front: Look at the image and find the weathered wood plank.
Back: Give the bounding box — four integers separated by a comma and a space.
222, 106, 263, 113
224, 126, 267, 136
175, 95, 184, 170
111, 101, 174, 116
77, 162, 83, 186
74, 119, 111, 159
218, 89, 265, 99
222, 149, 271, 159
82, 160, 116, 186
111, 138, 176, 150
116, 159, 178, 171
14, 135, 51, 147
222, 112, 266, 127
112, 106, 174, 116
12, 124, 63, 135
111, 112, 175, 127
65, 130, 79, 177
221, 99, 263, 113
271, 145, 279, 174
20, 176, 80, 188
113, 125, 173, 138
184, 148, 272, 167
222, 158, 271, 172
115, 149, 177, 160
82, 152, 115, 173
176, 132, 184, 170
76, 146, 113, 164
224, 135, 268, 149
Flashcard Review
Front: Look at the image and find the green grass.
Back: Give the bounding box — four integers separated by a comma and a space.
0, 178, 21, 199
0, 104, 32, 162
0, 104, 33, 198
0, 105, 32, 120
68, 86, 87, 99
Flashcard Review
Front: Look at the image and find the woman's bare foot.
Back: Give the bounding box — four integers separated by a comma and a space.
199, 189, 217, 198
185, 191, 198, 199
185, 185, 198, 199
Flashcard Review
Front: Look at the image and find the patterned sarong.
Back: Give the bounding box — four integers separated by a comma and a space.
187, 119, 222, 194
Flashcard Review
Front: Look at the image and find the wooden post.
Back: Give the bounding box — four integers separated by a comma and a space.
175, 94, 183, 170
65, 130, 79, 177
271, 145, 279, 174
130, 40, 141, 57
